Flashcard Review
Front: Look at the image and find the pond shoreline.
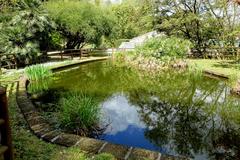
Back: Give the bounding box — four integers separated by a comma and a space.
16, 59, 188, 160
118, 57, 240, 96
204, 70, 240, 96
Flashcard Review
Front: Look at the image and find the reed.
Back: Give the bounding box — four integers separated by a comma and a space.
25, 64, 52, 81
58, 92, 101, 135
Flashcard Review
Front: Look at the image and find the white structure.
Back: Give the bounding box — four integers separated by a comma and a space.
119, 31, 163, 51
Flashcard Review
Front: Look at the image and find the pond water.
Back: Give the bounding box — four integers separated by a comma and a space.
29, 61, 240, 159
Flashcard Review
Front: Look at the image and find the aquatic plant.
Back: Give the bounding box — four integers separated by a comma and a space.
27, 79, 52, 94
25, 64, 52, 81
58, 92, 101, 135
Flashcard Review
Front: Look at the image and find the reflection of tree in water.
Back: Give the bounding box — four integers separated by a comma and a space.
128, 72, 240, 159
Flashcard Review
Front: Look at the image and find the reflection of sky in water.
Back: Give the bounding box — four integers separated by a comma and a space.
99, 93, 166, 152
101, 93, 145, 135
98, 93, 234, 159
99, 94, 207, 157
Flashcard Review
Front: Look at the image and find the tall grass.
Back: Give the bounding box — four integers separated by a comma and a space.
25, 64, 52, 81
58, 92, 101, 135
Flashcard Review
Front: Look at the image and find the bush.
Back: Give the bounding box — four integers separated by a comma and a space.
58, 92, 101, 135
25, 64, 52, 81
136, 36, 192, 59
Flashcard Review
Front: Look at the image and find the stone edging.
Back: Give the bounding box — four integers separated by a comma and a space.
50, 57, 109, 72
16, 60, 188, 160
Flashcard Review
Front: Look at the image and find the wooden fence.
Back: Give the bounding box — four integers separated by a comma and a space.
190, 47, 240, 59
47, 48, 117, 60
47, 48, 92, 60
205, 47, 240, 59
0, 86, 13, 160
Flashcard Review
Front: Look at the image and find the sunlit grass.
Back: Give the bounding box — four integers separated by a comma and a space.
188, 59, 240, 86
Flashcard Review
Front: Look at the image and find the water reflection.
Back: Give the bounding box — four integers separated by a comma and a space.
128, 89, 240, 159
101, 94, 145, 135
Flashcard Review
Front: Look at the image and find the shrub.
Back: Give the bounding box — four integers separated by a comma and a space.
25, 64, 52, 81
58, 92, 101, 135
136, 36, 192, 59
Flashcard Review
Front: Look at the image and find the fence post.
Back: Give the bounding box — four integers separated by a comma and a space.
60, 48, 63, 61
0, 86, 13, 160
80, 49, 82, 59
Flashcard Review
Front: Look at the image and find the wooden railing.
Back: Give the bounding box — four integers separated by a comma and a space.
0, 86, 13, 160
47, 48, 93, 60
190, 47, 240, 59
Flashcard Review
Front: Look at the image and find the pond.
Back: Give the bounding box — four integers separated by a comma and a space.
28, 60, 240, 159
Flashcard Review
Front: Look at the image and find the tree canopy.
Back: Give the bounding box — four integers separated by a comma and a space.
45, 1, 114, 49
154, 0, 240, 56
0, 0, 54, 66
109, 0, 154, 42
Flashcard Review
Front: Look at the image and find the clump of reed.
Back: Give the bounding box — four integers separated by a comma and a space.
58, 91, 102, 136
25, 64, 52, 81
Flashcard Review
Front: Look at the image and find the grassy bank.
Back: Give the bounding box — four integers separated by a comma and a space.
188, 59, 240, 85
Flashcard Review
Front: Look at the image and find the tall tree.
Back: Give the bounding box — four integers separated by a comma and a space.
45, 1, 114, 49
0, 0, 54, 66
109, 0, 154, 45
154, 0, 240, 56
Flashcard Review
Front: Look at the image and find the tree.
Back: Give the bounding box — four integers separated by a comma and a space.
0, 0, 54, 66
45, 1, 114, 49
154, 0, 240, 56
108, 0, 154, 46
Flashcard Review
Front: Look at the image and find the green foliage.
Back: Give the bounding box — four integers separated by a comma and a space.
0, 0, 54, 65
25, 64, 52, 81
108, 0, 154, 46
48, 31, 65, 50
58, 92, 101, 135
136, 36, 192, 59
45, 1, 114, 49
154, 0, 240, 56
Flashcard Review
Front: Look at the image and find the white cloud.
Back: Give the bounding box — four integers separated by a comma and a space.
101, 93, 145, 135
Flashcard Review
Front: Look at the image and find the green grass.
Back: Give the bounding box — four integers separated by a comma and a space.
188, 59, 240, 85
93, 153, 116, 160
58, 92, 101, 135
25, 64, 52, 81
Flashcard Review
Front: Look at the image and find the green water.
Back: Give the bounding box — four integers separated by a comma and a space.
29, 61, 240, 159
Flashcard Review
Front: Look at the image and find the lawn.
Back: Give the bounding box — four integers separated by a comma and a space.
189, 59, 240, 84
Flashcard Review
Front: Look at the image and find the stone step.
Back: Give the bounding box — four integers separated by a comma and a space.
0, 119, 5, 126
0, 146, 8, 155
